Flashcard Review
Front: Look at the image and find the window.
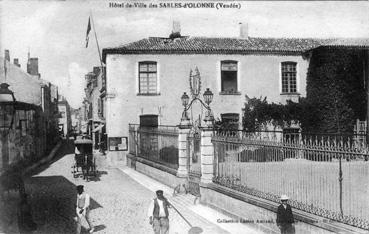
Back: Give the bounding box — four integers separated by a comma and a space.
98, 98, 103, 117
221, 61, 238, 93
281, 62, 297, 93
221, 113, 239, 129
139, 114, 158, 128
139, 62, 157, 94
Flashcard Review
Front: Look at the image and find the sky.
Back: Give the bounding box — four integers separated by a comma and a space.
0, 0, 368, 108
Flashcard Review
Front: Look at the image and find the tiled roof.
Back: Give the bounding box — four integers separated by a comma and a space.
103, 36, 323, 57
320, 38, 369, 48
102, 36, 369, 60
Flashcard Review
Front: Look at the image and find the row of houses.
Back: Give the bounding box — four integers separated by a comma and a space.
0, 50, 71, 173
78, 65, 106, 152
97, 22, 369, 163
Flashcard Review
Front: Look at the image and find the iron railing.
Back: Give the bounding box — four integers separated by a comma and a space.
212, 130, 369, 230
128, 124, 179, 169
186, 130, 202, 196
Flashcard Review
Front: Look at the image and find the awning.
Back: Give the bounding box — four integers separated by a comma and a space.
92, 124, 104, 133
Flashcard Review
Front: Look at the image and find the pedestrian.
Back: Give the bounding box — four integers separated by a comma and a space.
148, 190, 172, 234
75, 185, 94, 234
17, 193, 37, 234
276, 195, 295, 234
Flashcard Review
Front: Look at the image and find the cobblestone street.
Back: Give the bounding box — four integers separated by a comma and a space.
0, 141, 234, 234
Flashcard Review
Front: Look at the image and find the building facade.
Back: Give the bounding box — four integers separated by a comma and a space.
57, 95, 71, 138
102, 24, 369, 163
102, 25, 322, 162
0, 51, 60, 172
83, 66, 106, 151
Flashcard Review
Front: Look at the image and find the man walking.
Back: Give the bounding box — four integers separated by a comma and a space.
276, 195, 295, 234
148, 190, 172, 234
75, 185, 94, 234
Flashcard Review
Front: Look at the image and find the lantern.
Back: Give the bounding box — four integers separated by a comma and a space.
0, 83, 16, 133
203, 88, 213, 106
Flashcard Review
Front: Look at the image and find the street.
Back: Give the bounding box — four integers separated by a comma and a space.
0, 140, 234, 234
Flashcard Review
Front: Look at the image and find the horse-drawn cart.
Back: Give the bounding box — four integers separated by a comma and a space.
72, 138, 97, 181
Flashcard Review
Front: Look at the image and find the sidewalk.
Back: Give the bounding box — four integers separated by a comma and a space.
117, 164, 263, 234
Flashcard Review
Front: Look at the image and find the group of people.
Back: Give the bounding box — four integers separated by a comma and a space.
146, 190, 295, 234
15, 183, 295, 234
78, 187, 295, 234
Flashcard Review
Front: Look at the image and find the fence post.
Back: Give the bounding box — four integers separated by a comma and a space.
200, 127, 214, 184
177, 125, 190, 178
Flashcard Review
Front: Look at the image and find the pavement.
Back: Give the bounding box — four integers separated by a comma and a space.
0, 141, 262, 234
118, 163, 261, 234
0, 140, 335, 234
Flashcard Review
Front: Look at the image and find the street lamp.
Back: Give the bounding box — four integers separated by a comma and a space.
203, 88, 213, 105
0, 83, 16, 135
0, 83, 16, 171
180, 67, 214, 127
180, 92, 190, 125
180, 88, 214, 127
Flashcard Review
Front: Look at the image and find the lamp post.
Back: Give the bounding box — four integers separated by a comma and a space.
180, 88, 214, 127
0, 83, 16, 170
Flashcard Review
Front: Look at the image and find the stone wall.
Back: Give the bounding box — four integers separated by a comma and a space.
127, 154, 186, 188
0, 104, 51, 173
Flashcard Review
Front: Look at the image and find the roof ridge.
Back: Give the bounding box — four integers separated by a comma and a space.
187, 36, 325, 40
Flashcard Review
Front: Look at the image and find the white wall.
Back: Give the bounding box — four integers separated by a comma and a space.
106, 53, 309, 151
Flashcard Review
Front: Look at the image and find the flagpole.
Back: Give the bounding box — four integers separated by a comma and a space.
89, 11, 104, 68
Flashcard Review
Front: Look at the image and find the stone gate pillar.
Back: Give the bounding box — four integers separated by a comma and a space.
177, 125, 190, 178
200, 127, 214, 184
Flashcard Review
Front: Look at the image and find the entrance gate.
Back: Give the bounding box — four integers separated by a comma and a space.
179, 67, 214, 197
187, 124, 201, 196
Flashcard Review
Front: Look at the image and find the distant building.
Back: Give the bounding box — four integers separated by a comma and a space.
27, 51, 40, 78
83, 66, 106, 151
70, 108, 80, 135
58, 95, 72, 138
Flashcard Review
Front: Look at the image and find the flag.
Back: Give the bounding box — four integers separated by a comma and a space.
3, 58, 7, 78
86, 17, 91, 48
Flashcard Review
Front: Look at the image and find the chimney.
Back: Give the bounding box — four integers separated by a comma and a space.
27, 57, 40, 77
93, 66, 101, 75
239, 22, 248, 39
4, 50, 10, 62
13, 58, 20, 67
169, 20, 181, 39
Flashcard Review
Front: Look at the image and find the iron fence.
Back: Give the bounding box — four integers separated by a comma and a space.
186, 130, 202, 196
212, 130, 369, 230
128, 124, 179, 169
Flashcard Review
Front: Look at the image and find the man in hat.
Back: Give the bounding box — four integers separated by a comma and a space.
276, 195, 295, 234
75, 185, 94, 234
148, 190, 172, 234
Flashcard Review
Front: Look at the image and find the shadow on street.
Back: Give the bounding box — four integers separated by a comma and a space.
24, 175, 103, 234
24, 140, 75, 177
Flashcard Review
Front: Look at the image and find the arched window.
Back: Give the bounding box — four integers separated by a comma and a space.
138, 61, 157, 94
281, 62, 297, 93
221, 60, 238, 93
